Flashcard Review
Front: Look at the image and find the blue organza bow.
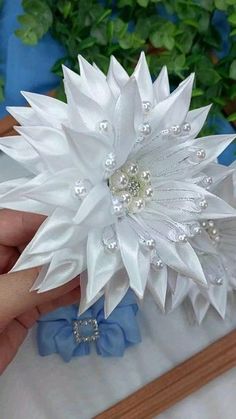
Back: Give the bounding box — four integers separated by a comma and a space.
37, 290, 141, 362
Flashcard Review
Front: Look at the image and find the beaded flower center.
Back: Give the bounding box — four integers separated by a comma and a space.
109, 161, 153, 214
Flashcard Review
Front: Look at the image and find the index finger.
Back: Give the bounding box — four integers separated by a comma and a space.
0, 209, 45, 246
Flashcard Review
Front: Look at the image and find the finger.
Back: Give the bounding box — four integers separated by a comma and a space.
0, 268, 80, 323
0, 209, 45, 246
0, 244, 20, 274
17, 287, 80, 328
0, 319, 28, 375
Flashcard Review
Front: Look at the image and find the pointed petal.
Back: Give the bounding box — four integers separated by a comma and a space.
153, 66, 170, 103
148, 265, 168, 311
16, 126, 73, 173
73, 183, 114, 229
21, 91, 68, 129
63, 125, 112, 183
185, 105, 211, 139
189, 288, 210, 324
132, 51, 153, 104
114, 77, 140, 166
86, 228, 122, 302
117, 219, 150, 298
0, 136, 43, 174
150, 73, 194, 134
104, 270, 129, 318
155, 234, 207, 286
107, 55, 129, 99
171, 275, 190, 310
7, 106, 41, 126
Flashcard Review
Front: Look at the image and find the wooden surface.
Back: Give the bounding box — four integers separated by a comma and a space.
0, 114, 18, 137
96, 329, 236, 419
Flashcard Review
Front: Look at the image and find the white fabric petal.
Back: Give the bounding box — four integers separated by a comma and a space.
188, 288, 210, 324
171, 274, 191, 310
148, 265, 168, 311
107, 55, 129, 99
16, 126, 73, 173
116, 219, 150, 298
185, 105, 211, 139
132, 51, 153, 104
153, 66, 170, 103
114, 77, 140, 166
63, 126, 113, 183
21, 91, 68, 129
149, 73, 194, 134
6, 106, 41, 126
104, 270, 130, 318
86, 228, 122, 302
0, 136, 43, 174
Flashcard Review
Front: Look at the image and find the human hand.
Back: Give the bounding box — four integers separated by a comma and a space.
0, 209, 80, 374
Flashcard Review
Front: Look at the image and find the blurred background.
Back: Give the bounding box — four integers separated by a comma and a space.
0, 0, 236, 164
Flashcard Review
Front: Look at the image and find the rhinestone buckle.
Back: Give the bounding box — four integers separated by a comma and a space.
72, 318, 100, 343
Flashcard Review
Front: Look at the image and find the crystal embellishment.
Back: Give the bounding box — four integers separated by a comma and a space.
72, 318, 100, 343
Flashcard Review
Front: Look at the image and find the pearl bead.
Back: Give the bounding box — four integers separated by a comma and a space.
151, 256, 164, 271
105, 153, 116, 170
215, 277, 223, 286
178, 234, 187, 243
112, 198, 124, 217
190, 224, 201, 236
144, 187, 154, 200
120, 192, 132, 207
211, 228, 218, 236
126, 162, 139, 176
201, 221, 207, 228
196, 149, 206, 159
145, 238, 156, 250
110, 171, 128, 190
140, 170, 151, 182
139, 122, 151, 136
105, 240, 118, 253
74, 180, 89, 199
214, 235, 221, 243
208, 220, 214, 228
142, 101, 152, 113
99, 120, 109, 133
203, 176, 213, 187
132, 198, 145, 213
182, 122, 191, 133
161, 128, 170, 137
171, 125, 181, 135
199, 199, 208, 209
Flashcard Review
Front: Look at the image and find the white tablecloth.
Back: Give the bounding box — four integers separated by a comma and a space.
0, 153, 236, 419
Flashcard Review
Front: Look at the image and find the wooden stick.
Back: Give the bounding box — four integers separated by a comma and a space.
95, 329, 236, 419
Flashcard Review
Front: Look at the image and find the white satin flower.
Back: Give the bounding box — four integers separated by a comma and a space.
0, 53, 236, 317
171, 164, 236, 323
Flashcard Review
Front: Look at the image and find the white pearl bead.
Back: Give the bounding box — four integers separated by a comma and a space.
151, 256, 164, 270
120, 192, 132, 207
211, 228, 218, 236
144, 187, 154, 200
171, 125, 181, 135
190, 224, 201, 236
139, 122, 151, 136
215, 277, 223, 286
201, 221, 207, 228
105, 240, 118, 253
214, 235, 221, 243
112, 197, 124, 217
132, 198, 145, 213
161, 128, 170, 137
182, 122, 191, 133
126, 162, 139, 176
140, 170, 151, 182
99, 120, 109, 133
145, 238, 156, 250
199, 199, 208, 209
196, 149, 206, 159
203, 176, 213, 186
105, 153, 116, 170
178, 234, 187, 243
110, 171, 128, 190
208, 220, 214, 228
142, 101, 152, 113
74, 180, 89, 199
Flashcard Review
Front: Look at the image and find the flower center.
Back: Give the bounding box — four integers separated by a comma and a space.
109, 161, 153, 214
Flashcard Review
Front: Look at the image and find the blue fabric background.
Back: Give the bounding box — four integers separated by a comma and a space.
0, 0, 235, 164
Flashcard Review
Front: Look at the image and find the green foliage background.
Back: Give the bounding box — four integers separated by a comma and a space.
15, 0, 236, 126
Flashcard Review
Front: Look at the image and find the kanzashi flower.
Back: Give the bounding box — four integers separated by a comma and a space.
37, 290, 141, 361
0, 53, 236, 317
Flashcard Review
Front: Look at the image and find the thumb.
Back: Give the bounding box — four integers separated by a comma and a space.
0, 268, 80, 323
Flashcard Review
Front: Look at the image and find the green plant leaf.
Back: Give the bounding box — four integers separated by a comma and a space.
229, 60, 236, 79
227, 112, 236, 122
137, 0, 149, 7
228, 13, 236, 26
